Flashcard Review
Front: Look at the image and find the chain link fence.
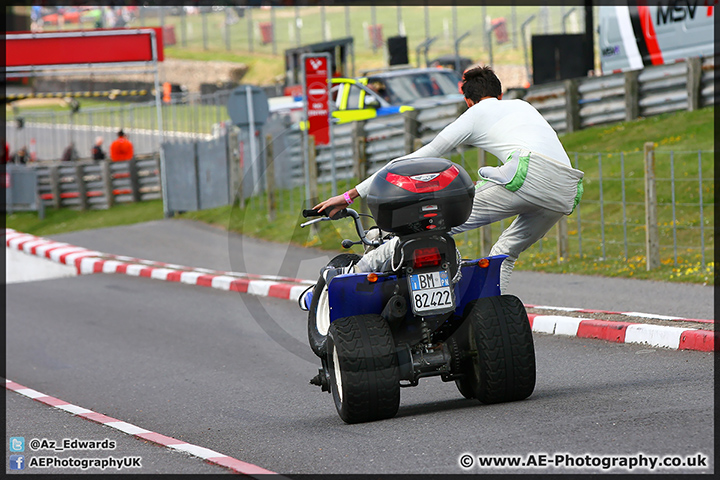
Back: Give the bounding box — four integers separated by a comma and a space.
35, 5, 585, 69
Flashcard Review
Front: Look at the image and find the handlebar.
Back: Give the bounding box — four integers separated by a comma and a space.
302, 209, 325, 218
300, 207, 382, 248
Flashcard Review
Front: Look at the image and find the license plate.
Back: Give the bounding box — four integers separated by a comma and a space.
408, 270, 454, 314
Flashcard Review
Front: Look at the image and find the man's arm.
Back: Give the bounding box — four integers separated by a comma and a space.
316, 107, 476, 215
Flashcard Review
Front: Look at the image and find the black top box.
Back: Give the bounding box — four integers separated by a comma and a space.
366, 157, 475, 235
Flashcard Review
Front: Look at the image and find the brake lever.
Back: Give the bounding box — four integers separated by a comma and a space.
300, 217, 331, 228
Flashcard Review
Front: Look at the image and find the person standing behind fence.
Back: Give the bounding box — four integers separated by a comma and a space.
61, 142, 78, 162
110, 130, 134, 162
92, 136, 106, 162
15, 146, 31, 164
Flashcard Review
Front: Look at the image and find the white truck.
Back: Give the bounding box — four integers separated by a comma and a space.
598, 0, 715, 75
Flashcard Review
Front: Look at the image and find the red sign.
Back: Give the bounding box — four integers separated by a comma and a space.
5, 28, 164, 68
304, 56, 330, 145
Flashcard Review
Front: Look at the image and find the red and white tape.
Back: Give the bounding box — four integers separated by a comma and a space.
6, 228, 714, 352
4, 379, 275, 476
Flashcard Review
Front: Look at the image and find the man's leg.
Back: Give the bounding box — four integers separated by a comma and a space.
353, 237, 399, 272
451, 182, 524, 235
489, 208, 565, 293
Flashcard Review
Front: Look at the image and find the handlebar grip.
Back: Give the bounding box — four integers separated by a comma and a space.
302, 209, 325, 218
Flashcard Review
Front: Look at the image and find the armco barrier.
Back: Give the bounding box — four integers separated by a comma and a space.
525, 55, 715, 134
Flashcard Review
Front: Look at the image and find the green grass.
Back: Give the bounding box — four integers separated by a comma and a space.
6, 199, 165, 237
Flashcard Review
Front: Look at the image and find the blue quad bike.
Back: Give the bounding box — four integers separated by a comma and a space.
299, 158, 535, 424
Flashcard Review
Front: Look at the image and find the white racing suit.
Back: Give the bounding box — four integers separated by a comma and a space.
352, 98, 585, 293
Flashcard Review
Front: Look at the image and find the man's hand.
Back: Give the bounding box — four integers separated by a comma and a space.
314, 188, 360, 218
313, 194, 348, 218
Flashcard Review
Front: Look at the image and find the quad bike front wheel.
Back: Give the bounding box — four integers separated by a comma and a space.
465, 295, 536, 404
308, 253, 361, 358
326, 314, 400, 424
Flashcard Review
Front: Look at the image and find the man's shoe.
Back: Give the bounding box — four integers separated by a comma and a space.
321, 265, 354, 284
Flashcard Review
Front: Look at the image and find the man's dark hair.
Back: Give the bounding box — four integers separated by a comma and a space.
461, 65, 502, 102
118, 129, 125, 137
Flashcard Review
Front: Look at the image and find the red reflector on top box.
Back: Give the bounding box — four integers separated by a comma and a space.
386, 165, 460, 193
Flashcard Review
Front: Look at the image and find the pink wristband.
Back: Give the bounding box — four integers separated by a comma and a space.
343, 191, 354, 204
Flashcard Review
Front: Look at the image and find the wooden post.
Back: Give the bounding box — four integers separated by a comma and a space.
413, 137, 424, 151
352, 120, 367, 181
564, 78, 580, 133
687, 56, 702, 112
556, 216, 569, 262
643, 142, 660, 270
308, 135, 319, 206
624, 70, 640, 121
403, 109, 420, 155
265, 134, 276, 221
49, 165, 61, 209
75, 164, 88, 211
128, 158, 140, 202
101, 160, 114, 208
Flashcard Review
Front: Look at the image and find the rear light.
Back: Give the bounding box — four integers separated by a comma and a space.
413, 247, 442, 269
478, 258, 490, 268
385, 165, 460, 193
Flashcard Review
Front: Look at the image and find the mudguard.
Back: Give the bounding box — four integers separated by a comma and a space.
326, 255, 506, 323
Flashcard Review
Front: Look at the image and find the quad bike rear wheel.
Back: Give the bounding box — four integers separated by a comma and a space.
326, 314, 400, 424
465, 295, 536, 404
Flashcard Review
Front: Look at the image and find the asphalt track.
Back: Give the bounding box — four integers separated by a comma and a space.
5, 219, 715, 475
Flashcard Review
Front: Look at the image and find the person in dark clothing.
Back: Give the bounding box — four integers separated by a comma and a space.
62, 142, 78, 162
13, 146, 30, 164
91, 136, 106, 161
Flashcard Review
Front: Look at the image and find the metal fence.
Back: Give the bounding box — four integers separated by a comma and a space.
564, 149, 714, 268
6, 91, 230, 163
130, 5, 580, 60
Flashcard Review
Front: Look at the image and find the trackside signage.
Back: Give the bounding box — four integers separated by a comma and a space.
5, 28, 164, 67
304, 55, 330, 145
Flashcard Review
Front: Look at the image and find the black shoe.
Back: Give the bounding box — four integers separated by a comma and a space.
321, 265, 353, 284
